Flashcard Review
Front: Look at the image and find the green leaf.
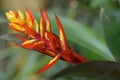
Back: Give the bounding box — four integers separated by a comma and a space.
45, 14, 115, 61
102, 9, 120, 59
50, 61, 120, 80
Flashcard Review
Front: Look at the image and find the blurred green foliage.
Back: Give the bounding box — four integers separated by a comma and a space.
0, 0, 120, 80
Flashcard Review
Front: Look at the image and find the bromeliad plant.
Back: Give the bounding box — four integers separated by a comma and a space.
6, 9, 87, 74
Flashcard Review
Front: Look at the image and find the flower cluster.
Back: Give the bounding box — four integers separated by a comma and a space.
6, 9, 87, 74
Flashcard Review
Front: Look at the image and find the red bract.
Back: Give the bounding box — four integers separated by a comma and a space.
6, 9, 87, 74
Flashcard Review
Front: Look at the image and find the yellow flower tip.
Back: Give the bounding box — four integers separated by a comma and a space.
6, 10, 17, 19
6, 11, 18, 23
9, 23, 25, 32
43, 10, 52, 32
6, 12, 13, 20
26, 8, 35, 24
22, 39, 36, 45
9, 10, 14, 13
9, 10, 18, 17
25, 8, 38, 31
18, 9, 25, 20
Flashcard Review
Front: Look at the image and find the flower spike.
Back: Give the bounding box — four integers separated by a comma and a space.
6, 9, 87, 74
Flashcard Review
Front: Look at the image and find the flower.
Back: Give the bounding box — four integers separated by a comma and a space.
6, 9, 87, 74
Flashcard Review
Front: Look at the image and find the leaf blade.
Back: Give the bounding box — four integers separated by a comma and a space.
50, 61, 120, 80
102, 9, 120, 59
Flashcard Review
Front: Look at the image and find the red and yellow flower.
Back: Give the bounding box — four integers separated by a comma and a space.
6, 9, 87, 74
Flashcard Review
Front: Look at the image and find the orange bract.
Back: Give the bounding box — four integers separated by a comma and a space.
6, 9, 87, 74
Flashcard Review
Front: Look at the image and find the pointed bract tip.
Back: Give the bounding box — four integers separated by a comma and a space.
26, 8, 35, 24
35, 54, 61, 74
43, 10, 52, 32
55, 15, 67, 50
